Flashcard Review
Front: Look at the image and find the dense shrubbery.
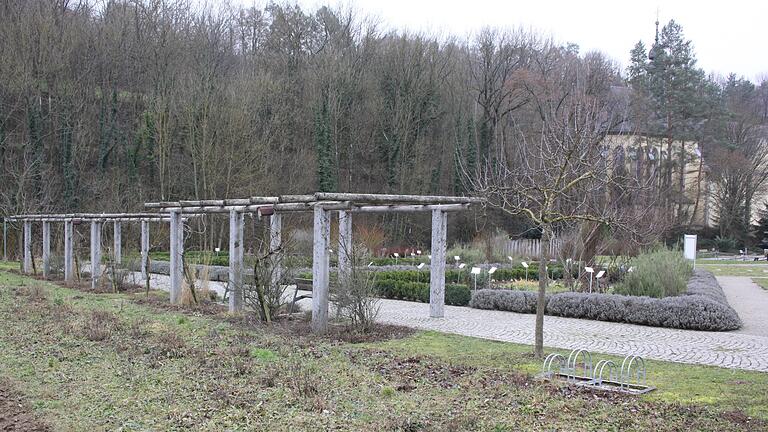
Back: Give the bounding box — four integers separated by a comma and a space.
470, 270, 741, 331
375, 280, 471, 306
614, 248, 692, 298
489, 265, 565, 281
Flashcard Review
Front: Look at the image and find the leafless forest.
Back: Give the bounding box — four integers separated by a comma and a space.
1, 0, 767, 248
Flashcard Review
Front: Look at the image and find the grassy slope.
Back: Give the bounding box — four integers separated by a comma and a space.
0, 263, 766, 431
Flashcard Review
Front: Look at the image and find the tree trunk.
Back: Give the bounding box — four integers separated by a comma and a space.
534, 224, 550, 359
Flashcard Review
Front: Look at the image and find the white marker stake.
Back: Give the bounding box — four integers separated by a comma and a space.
521, 261, 529, 280
471, 266, 481, 290
417, 263, 425, 269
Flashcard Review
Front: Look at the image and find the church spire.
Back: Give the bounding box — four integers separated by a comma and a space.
649, 8, 660, 60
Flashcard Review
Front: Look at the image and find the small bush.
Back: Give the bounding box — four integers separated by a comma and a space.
447, 244, 485, 265
615, 248, 692, 298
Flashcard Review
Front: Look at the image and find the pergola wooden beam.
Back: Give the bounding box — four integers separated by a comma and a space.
313, 192, 481, 204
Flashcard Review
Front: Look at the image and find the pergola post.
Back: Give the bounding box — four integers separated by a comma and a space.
338, 210, 353, 287
311, 206, 331, 333
90, 221, 102, 289
3, 218, 7, 261
140, 220, 149, 281
430, 209, 447, 318
23, 221, 32, 273
113, 221, 122, 264
42, 221, 51, 278
228, 210, 244, 312
269, 213, 282, 287
64, 220, 74, 282
169, 210, 184, 304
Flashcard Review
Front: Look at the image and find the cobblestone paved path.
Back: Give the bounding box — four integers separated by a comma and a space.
133, 271, 768, 372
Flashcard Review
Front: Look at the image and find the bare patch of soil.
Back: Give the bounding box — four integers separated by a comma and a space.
130, 294, 227, 316
0, 380, 50, 431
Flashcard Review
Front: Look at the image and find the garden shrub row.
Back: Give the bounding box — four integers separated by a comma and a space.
374, 279, 471, 306
470, 269, 741, 331
371, 265, 566, 285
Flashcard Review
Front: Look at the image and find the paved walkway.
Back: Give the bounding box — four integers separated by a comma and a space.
132, 271, 768, 372
719, 276, 768, 337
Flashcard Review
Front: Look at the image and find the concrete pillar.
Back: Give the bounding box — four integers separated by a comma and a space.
90, 221, 102, 289
169, 211, 184, 304
42, 221, 50, 278
228, 210, 244, 312
338, 210, 353, 287
23, 221, 32, 273
429, 210, 447, 318
311, 206, 331, 333
64, 220, 74, 282
269, 213, 282, 287
113, 221, 122, 264
140, 220, 149, 281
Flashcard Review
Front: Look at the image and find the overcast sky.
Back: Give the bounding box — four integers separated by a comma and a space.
236, 0, 767, 81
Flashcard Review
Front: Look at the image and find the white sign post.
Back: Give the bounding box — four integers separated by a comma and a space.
488, 266, 497, 289
585, 266, 595, 292
457, 262, 466, 283
683, 234, 697, 269
596, 270, 605, 292
521, 261, 529, 280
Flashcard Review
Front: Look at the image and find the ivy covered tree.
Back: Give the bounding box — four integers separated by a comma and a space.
315, 95, 336, 192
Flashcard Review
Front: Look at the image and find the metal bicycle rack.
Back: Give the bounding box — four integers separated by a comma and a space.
539, 349, 655, 394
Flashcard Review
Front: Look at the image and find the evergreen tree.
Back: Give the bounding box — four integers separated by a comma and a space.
628, 20, 711, 220
754, 203, 768, 249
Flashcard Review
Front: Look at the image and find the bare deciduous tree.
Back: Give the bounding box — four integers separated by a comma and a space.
470, 51, 657, 358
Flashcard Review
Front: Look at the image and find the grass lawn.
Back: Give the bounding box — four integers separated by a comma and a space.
751, 278, 768, 290
697, 259, 768, 265
697, 261, 768, 276
0, 262, 766, 431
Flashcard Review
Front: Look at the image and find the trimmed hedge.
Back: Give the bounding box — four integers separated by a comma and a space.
375, 279, 471, 306
470, 289, 542, 314
470, 270, 742, 331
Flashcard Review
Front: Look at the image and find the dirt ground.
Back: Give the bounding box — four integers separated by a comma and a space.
0, 380, 50, 432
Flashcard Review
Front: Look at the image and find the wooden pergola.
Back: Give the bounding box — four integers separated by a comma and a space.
5, 213, 192, 288
6, 193, 481, 333
145, 192, 481, 332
